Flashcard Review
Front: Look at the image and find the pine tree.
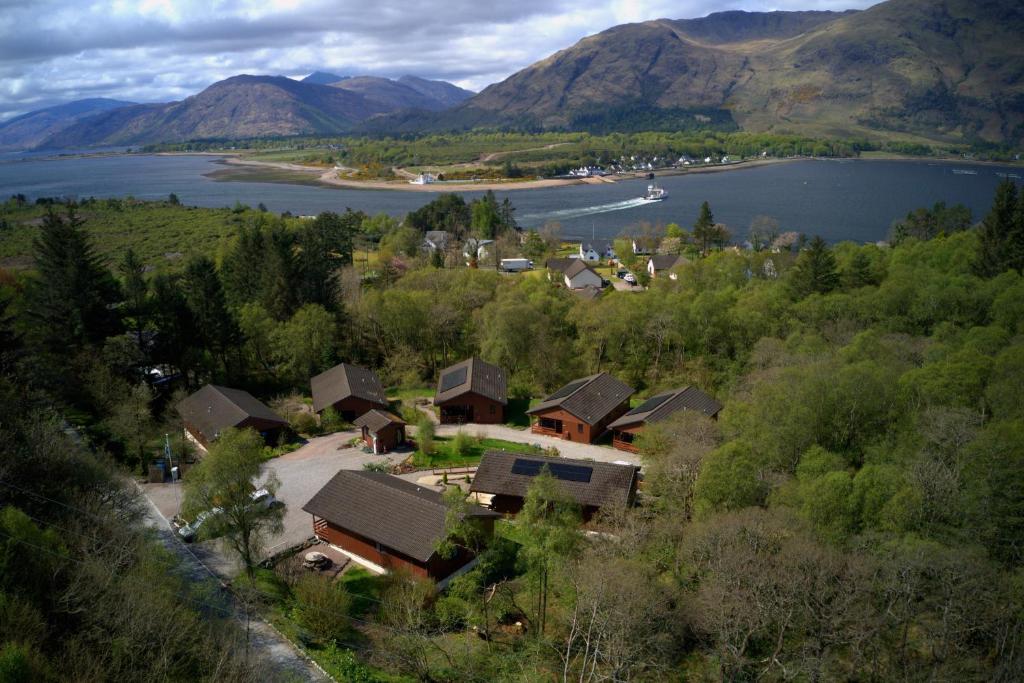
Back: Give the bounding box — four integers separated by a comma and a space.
789, 235, 839, 298
119, 248, 149, 347
974, 179, 1018, 277
23, 207, 121, 355
1008, 184, 1024, 274
693, 201, 715, 255
843, 250, 875, 289
181, 255, 237, 377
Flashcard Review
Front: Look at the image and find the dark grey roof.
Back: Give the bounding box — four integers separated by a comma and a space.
527, 372, 634, 425
353, 409, 406, 433
311, 363, 388, 413
608, 386, 723, 429
177, 384, 286, 442
546, 258, 576, 273
649, 254, 686, 271
435, 357, 507, 405
563, 259, 598, 279
470, 450, 639, 509
303, 471, 498, 563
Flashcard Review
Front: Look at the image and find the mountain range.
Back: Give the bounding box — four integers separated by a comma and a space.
8, 0, 1024, 150
0, 98, 136, 151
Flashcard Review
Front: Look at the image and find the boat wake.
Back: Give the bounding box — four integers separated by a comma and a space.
520, 197, 650, 224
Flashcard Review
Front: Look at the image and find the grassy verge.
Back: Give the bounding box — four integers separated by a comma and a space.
411, 436, 543, 469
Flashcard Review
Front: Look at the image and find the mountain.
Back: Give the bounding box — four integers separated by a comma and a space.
0, 98, 136, 151
40, 75, 393, 148
447, 0, 1024, 144
328, 75, 474, 112
397, 76, 474, 108
302, 71, 348, 85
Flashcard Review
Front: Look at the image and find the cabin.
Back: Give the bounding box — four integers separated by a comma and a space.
353, 409, 407, 454
609, 386, 723, 453
470, 450, 640, 520
435, 357, 507, 424
304, 470, 499, 583
177, 384, 288, 450
563, 260, 604, 290
310, 363, 388, 422
647, 254, 687, 279
527, 372, 633, 444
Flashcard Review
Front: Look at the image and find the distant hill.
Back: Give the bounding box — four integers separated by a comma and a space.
0, 98, 136, 151
302, 71, 348, 85
328, 75, 474, 112
432, 0, 1024, 144
40, 75, 394, 148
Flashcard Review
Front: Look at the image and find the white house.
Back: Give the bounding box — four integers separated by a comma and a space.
563, 260, 604, 289
462, 238, 494, 262
632, 239, 653, 256
578, 241, 616, 262
647, 254, 687, 280
409, 173, 436, 185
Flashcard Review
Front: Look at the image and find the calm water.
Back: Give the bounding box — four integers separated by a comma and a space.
0, 153, 1019, 243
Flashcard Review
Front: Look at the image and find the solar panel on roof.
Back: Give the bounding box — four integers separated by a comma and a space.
628, 393, 672, 415
511, 458, 593, 483
440, 366, 468, 393
546, 379, 588, 401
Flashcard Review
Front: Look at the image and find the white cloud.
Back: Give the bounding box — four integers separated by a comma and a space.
0, 0, 880, 120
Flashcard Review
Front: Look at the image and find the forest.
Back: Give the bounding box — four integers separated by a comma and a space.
0, 178, 1022, 681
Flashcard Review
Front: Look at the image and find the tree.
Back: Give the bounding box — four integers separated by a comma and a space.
890, 201, 971, 245
693, 441, 768, 517
293, 574, 351, 642
521, 230, 546, 263
118, 248, 149, 347
842, 249, 876, 288
471, 191, 501, 239
181, 255, 237, 377
22, 207, 121, 355
748, 215, 779, 251
415, 416, 435, 455
974, 179, 1019, 277
518, 468, 581, 635
271, 304, 338, 385
182, 427, 284, 578
106, 382, 155, 474
693, 201, 716, 255
788, 235, 839, 298
296, 210, 362, 308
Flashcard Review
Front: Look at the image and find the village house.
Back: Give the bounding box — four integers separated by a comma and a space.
609, 386, 723, 453
422, 230, 449, 253
434, 357, 507, 424
527, 372, 634, 444
304, 470, 499, 583
470, 450, 640, 520
310, 362, 388, 422
577, 241, 616, 262
563, 259, 604, 290
177, 384, 288, 450
353, 409, 407, 454
647, 253, 687, 279
462, 237, 494, 262
631, 239, 653, 256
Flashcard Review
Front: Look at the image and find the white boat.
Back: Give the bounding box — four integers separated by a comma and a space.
642, 184, 667, 201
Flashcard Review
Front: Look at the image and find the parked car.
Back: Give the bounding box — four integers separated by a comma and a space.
179, 489, 275, 542
615, 269, 628, 279
624, 273, 637, 285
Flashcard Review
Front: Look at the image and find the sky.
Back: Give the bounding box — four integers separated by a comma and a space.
0, 0, 879, 121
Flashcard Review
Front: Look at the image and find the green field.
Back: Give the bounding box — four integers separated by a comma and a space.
411, 436, 543, 469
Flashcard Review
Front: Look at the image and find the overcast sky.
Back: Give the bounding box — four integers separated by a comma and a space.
0, 0, 879, 121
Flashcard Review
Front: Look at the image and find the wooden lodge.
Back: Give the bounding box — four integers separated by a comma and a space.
303, 471, 499, 582
176, 384, 288, 450
434, 357, 507, 424
353, 409, 407, 454
609, 386, 723, 453
310, 363, 388, 421
527, 373, 633, 444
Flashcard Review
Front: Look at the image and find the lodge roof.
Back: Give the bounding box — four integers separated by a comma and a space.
310, 363, 388, 414
527, 372, 634, 425
177, 384, 286, 443
353, 409, 406, 433
470, 450, 639, 510
303, 471, 498, 563
434, 357, 507, 406
608, 386, 723, 429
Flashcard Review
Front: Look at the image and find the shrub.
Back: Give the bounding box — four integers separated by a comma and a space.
417, 418, 435, 455
320, 406, 346, 433
363, 461, 389, 472
451, 430, 475, 458
292, 574, 351, 643
290, 411, 319, 435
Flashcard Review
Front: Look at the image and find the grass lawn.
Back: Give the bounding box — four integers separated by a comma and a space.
411, 436, 543, 469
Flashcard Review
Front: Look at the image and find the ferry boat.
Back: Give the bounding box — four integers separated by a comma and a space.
642, 184, 668, 201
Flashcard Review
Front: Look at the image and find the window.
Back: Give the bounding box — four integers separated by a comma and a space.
577, 423, 583, 434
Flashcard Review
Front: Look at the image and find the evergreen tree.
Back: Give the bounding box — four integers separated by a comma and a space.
1009, 184, 1024, 274
181, 255, 237, 378
788, 235, 839, 298
220, 220, 267, 309
22, 207, 121, 355
150, 272, 200, 383
693, 201, 715, 255
500, 197, 518, 233
471, 191, 501, 239
118, 248, 149, 347
296, 210, 362, 310
974, 179, 1018, 277
843, 249, 875, 289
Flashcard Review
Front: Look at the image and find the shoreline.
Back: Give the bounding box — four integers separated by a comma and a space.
216, 155, 801, 192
